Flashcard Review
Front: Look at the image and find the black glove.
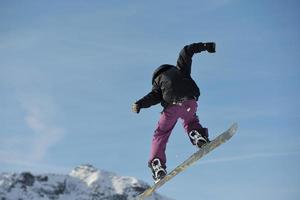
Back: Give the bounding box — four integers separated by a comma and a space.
191, 42, 216, 53
132, 103, 141, 114
191, 42, 205, 53
204, 42, 216, 53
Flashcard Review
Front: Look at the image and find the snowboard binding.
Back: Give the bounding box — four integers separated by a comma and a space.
189, 129, 209, 148
149, 158, 167, 183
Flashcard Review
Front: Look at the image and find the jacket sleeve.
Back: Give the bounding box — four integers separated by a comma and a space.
176, 43, 205, 77
135, 81, 162, 108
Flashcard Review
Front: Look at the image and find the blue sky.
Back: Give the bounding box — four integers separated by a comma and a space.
0, 0, 299, 200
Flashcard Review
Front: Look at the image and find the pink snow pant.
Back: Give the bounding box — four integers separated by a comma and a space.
149, 99, 203, 168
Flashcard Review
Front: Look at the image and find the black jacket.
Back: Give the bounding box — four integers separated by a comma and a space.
136, 43, 206, 108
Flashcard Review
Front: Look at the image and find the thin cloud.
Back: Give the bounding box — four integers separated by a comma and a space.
23, 100, 65, 160
0, 93, 65, 168
0, 150, 70, 173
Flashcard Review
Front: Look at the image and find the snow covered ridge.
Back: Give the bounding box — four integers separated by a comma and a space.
0, 164, 173, 200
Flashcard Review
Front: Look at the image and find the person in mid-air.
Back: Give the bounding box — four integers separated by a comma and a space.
132, 42, 216, 182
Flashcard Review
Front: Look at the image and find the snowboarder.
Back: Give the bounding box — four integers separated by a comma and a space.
132, 42, 216, 182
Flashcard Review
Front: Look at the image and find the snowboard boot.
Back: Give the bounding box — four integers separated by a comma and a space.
189, 128, 210, 148
149, 158, 167, 183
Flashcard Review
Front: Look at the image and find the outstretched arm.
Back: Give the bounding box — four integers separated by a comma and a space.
176, 42, 215, 77
133, 82, 162, 113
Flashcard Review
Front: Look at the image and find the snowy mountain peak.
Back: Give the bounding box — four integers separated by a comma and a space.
0, 165, 173, 200
70, 164, 115, 187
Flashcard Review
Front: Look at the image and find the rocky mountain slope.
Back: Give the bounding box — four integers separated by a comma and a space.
0, 164, 172, 200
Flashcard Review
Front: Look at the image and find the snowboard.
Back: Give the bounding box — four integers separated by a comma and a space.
137, 123, 238, 200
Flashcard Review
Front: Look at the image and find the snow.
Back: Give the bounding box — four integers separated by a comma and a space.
0, 164, 173, 200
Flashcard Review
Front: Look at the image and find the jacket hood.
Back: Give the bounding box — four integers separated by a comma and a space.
152, 64, 175, 84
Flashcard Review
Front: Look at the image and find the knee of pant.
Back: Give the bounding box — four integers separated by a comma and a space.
154, 127, 173, 137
